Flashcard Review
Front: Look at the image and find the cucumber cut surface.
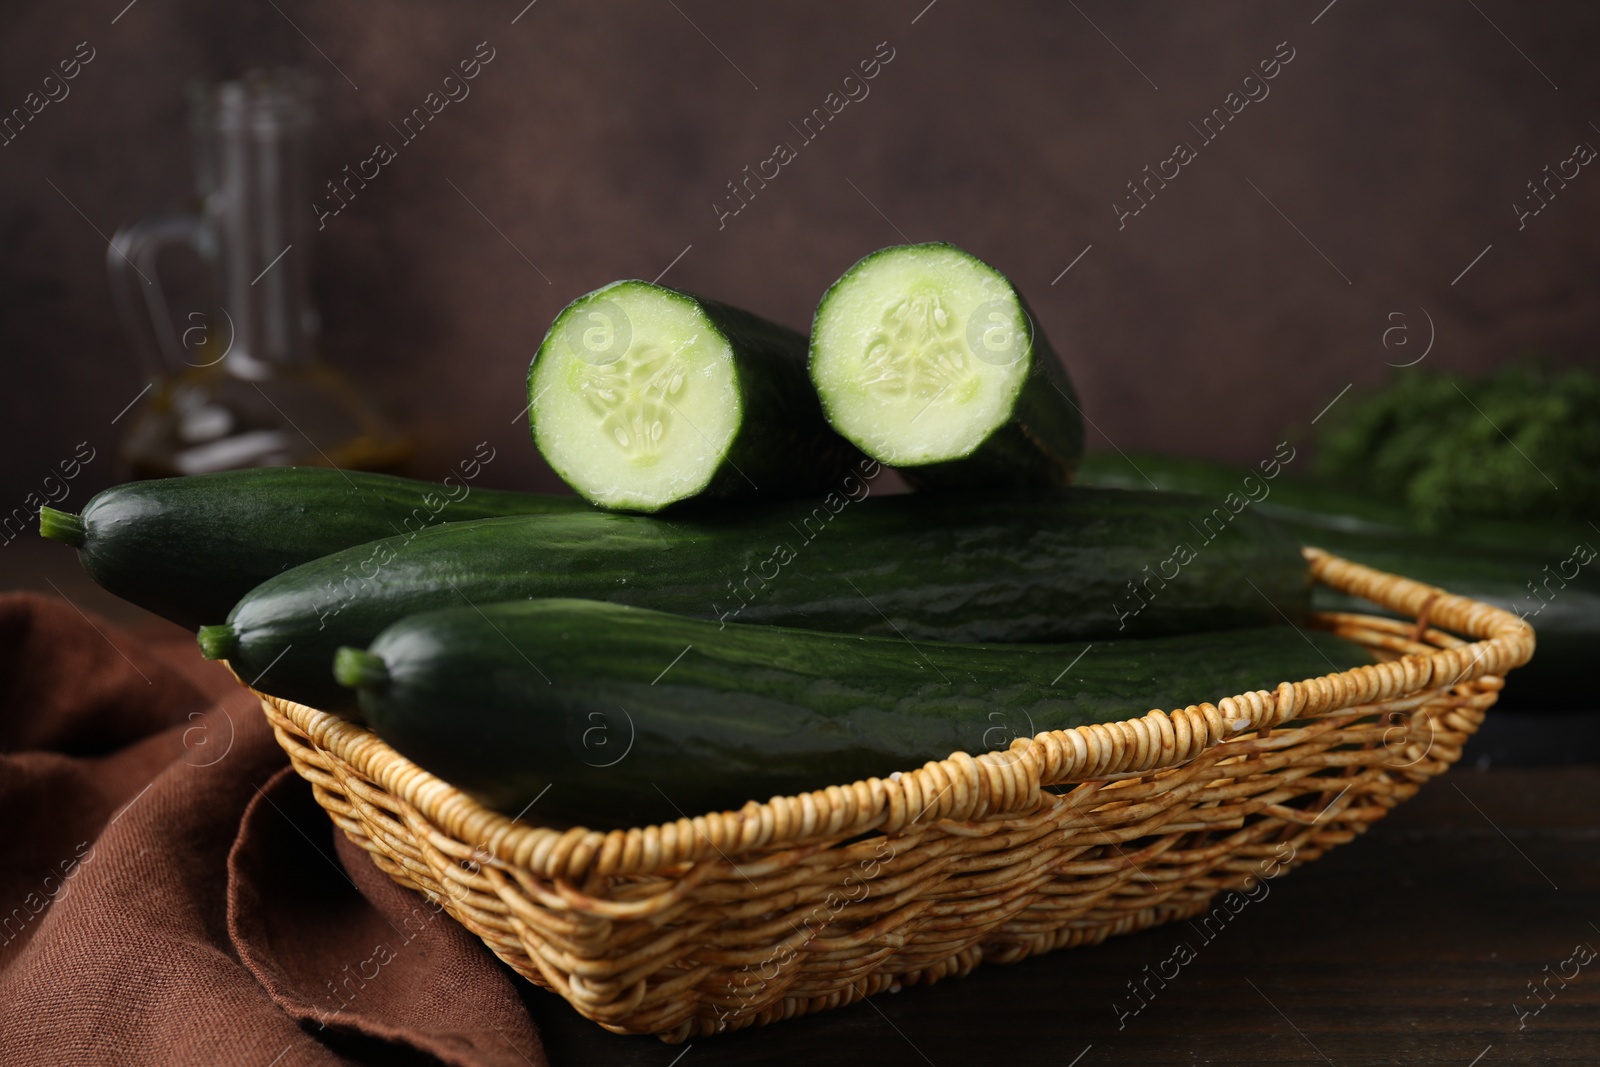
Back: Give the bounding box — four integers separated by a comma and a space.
531, 281, 740, 511
530, 280, 858, 512
810, 243, 1083, 486
812, 246, 1025, 463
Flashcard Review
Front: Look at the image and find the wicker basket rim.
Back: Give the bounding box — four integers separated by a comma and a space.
250, 546, 1534, 880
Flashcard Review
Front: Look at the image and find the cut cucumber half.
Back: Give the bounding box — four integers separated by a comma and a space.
810, 242, 1083, 487
529, 280, 859, 512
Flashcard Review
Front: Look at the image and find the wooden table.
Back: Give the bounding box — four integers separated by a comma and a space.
523, 765, 1600, 1065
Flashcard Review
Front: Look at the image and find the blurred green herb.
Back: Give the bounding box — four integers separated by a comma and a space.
1314, 363, 1600, 528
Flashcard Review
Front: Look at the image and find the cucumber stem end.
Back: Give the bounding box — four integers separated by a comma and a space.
196, 624, 239, 661
334, 647, 390, 691
38, 507, 86, 548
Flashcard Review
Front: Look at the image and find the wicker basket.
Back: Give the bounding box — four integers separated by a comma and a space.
249, 548, 1533, 1042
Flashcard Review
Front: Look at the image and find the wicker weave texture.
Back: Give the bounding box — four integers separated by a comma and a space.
253, 548, 1534, 1041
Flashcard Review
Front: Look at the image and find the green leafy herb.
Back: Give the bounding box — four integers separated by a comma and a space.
1315, 363, 1600, 527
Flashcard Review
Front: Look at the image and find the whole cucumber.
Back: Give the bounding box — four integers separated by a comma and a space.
38, 465, 588, 628
1077, 451, 1596, 561
200, 486, 1311, 712
335, 598, 1375, 827
1077, 452, 1598, 708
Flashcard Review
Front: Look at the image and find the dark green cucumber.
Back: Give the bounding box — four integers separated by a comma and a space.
203, 485, 1310, 712
39, 465, 588, 628
1077, 452, 1595, 708
1077, 450, 1597, 560
1296, 528, 1594, 710
528, 280, 862, 512
336, 598, 1374, 826
809, 242, 1083, 488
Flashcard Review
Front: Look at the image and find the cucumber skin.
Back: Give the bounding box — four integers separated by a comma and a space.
60, 468, 589, 629
1296, 530, 1594, 710
528, 283, 864, 511
1077, 451, 1594, 559
218, 486, 1311, 712
347, 599, 1374, 827
810, 243, 1084, 488
689, 294, 867, 502
1078, 452, 1595, 708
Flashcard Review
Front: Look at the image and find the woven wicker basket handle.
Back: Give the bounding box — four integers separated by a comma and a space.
1016, 546, 1535, 799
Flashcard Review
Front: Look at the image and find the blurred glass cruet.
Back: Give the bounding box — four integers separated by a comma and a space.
109, 68, 407, 477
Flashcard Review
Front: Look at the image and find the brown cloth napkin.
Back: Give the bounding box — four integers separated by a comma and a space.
0, 592, 548, 1067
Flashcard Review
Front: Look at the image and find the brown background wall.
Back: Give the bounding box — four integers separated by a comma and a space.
3, 0, 1599, 503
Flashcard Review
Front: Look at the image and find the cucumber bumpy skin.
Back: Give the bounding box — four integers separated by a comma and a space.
528, 280, 862, 512
201, 486, 1313, 714
338, 598, 1375, 827
1077, 451, 1593, 709
36, 466, 591, 629
810, 242, 1084, 488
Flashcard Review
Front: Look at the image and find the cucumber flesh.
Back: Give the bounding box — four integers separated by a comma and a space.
339, 598, 1375, 827
812, 245, 1026, 464
811, 243, 1083, 485
531, 281, 741, 511
530, 280, 861, 512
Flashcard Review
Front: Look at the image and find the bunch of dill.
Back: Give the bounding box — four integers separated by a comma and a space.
1315, 363, 1600, 529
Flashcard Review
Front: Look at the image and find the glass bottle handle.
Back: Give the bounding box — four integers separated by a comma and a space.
108, 213, 211, 376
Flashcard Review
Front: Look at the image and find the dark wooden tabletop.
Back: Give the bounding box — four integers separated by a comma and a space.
10, 540, 1599, 1065
523, 765, 1600, 1066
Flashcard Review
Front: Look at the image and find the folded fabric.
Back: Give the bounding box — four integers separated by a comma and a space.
0, 592, 547, 1067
